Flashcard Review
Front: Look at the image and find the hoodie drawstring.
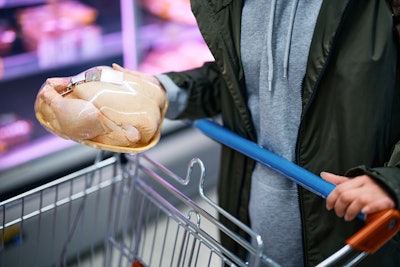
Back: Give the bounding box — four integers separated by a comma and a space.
284, 0, 300, 78
267, 0, 300, 91
266, 0, 277, 91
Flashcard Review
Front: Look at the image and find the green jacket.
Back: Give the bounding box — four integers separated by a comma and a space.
166, 0, 400, 265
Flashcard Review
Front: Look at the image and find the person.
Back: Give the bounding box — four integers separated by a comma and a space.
117, 0, 400, 266
45, 0, 398, 266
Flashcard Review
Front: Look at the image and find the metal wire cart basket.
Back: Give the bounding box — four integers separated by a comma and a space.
1, 119, 400, 267
0, 151, 275, 267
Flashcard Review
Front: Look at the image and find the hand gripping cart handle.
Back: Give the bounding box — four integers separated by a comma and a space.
194, 119, 400, 267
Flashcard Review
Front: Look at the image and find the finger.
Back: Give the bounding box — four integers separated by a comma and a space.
324, 177, 364, 212
329, 189, 359, 218
325, 185, 338, 211
343, 198, 364, 221
345, 196, 395, 221
112, 63, 124, 71
112, 63, 141, 77
320, 171, 348, 185
322, 172, 350, 211
112, 63, 160, 86
45, 78, 70, 94
362, 198, 395, 215
112, 63, 137, 76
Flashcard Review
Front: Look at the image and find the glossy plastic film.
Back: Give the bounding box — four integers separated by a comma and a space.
34, 65, 168, 153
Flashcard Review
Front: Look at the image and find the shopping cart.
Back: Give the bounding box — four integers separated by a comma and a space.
0, 120, 399, 267
0, 151, 274, 267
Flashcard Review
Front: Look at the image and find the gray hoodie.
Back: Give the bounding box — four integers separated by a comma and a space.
241, 0, 322, 266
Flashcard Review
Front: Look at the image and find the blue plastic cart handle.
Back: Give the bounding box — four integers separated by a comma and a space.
194, 119, 335, 199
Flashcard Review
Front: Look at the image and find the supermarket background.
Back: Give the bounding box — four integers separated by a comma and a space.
0, 0, 218, 201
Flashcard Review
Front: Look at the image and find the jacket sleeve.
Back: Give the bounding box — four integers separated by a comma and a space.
346, 141, 400, 208
163, 61, 223, 120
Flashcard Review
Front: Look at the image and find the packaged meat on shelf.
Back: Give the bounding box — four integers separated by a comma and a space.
139, 0, 197, 25
135, 0, 214, 74
15, 0, 102, 67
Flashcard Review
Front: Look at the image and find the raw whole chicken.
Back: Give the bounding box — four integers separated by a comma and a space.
35, 64, 168, 153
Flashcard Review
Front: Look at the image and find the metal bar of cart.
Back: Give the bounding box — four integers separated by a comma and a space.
122, 153, 280, 267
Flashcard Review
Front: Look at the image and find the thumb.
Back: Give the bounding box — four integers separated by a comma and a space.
112, 63, 124, 71
320, 171, 348, 185
112, 63, 135, 75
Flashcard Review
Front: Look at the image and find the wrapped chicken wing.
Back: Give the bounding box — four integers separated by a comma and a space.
35, 64, 168, 153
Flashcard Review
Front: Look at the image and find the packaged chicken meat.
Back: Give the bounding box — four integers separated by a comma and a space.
34, 64, 168, 153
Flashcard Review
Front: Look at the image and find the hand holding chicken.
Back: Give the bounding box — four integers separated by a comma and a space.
35, 64, 167, 153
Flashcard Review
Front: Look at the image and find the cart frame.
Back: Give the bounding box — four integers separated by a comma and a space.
0, 152, 278, 267
1, 120, 400, 267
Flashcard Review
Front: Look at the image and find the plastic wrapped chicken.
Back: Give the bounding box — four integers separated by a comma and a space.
35, 64, 168, 153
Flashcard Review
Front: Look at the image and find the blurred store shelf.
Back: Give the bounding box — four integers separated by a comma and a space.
0, 0, 45, 9
0, 32, 123, 82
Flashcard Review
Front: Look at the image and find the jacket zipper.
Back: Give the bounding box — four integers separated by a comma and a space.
295, 1, 354, 266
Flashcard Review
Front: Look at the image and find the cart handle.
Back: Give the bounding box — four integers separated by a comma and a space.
194, 119, 400, 255
194, 119, 334, 200
346, 209, 400, 254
